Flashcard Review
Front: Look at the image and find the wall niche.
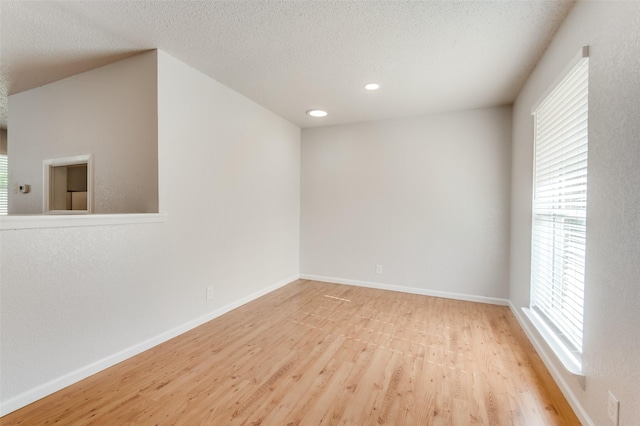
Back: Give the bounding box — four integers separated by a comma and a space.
44, 155, 92, 214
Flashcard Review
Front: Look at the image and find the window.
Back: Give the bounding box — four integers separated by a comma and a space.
43, 155, 92, 214
528, 47, 589, 374
0, 153, 7, 215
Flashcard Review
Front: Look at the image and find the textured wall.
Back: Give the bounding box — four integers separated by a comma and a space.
301, 106, 512, 300
0, 51, 300, 409
510, 1, 640, 424
8, 51, 158, 214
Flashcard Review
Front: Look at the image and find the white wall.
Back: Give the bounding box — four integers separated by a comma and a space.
0, 50, 300, 413
156, 50, 300, 313
8, 51, 158, 214
510, 1, 640, 425
301, 106, 511, 301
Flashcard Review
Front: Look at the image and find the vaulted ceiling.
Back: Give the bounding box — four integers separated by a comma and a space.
0, 0, 575, 129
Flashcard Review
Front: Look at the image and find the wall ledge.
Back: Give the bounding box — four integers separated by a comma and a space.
522, 307, 583, 376
0, 213, 167, 231
509, 302, 594, 426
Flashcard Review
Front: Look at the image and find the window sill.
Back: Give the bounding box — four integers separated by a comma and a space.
0, 213, 167, 231
522, 308, 584, 377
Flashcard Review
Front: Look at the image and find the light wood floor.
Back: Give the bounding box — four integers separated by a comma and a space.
2, 280, 580, 425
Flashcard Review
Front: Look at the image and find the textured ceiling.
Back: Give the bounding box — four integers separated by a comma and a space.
0, 0, 575, 129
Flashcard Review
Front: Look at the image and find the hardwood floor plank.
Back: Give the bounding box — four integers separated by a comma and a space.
1, 280, 581, 425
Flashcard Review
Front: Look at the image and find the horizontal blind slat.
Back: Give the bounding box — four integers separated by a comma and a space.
0, 154, 8, 215
531, 56, 588, 354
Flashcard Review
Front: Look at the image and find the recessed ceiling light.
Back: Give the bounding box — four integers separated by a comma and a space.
364, 83, 380, 91
306, 109, 328, 118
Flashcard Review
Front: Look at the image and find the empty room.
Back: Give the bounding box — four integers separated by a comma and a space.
0, 1, 638, 425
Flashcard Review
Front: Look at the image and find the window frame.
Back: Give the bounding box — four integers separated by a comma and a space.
43, 154, 93, 215
524, 46, 589, 376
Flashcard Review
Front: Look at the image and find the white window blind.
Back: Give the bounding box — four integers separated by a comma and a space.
0, 154, 7, 215
531, 51, 588, 359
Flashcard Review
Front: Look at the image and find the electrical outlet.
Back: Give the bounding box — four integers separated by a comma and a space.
375, 264, 382, 274
607, 391, 619, 425
206, 287, 214, 301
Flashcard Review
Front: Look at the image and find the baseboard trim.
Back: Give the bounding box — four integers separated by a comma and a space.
299, 274, 509, 306
508, 302, 594, 426
0, 274, 299, 416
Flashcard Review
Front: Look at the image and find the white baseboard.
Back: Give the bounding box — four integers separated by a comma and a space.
299, 274, 509, 306
508, 302, 594, 426
9, 274, 588, 423
0, 274, 299, 416
301, 275, 592, 423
